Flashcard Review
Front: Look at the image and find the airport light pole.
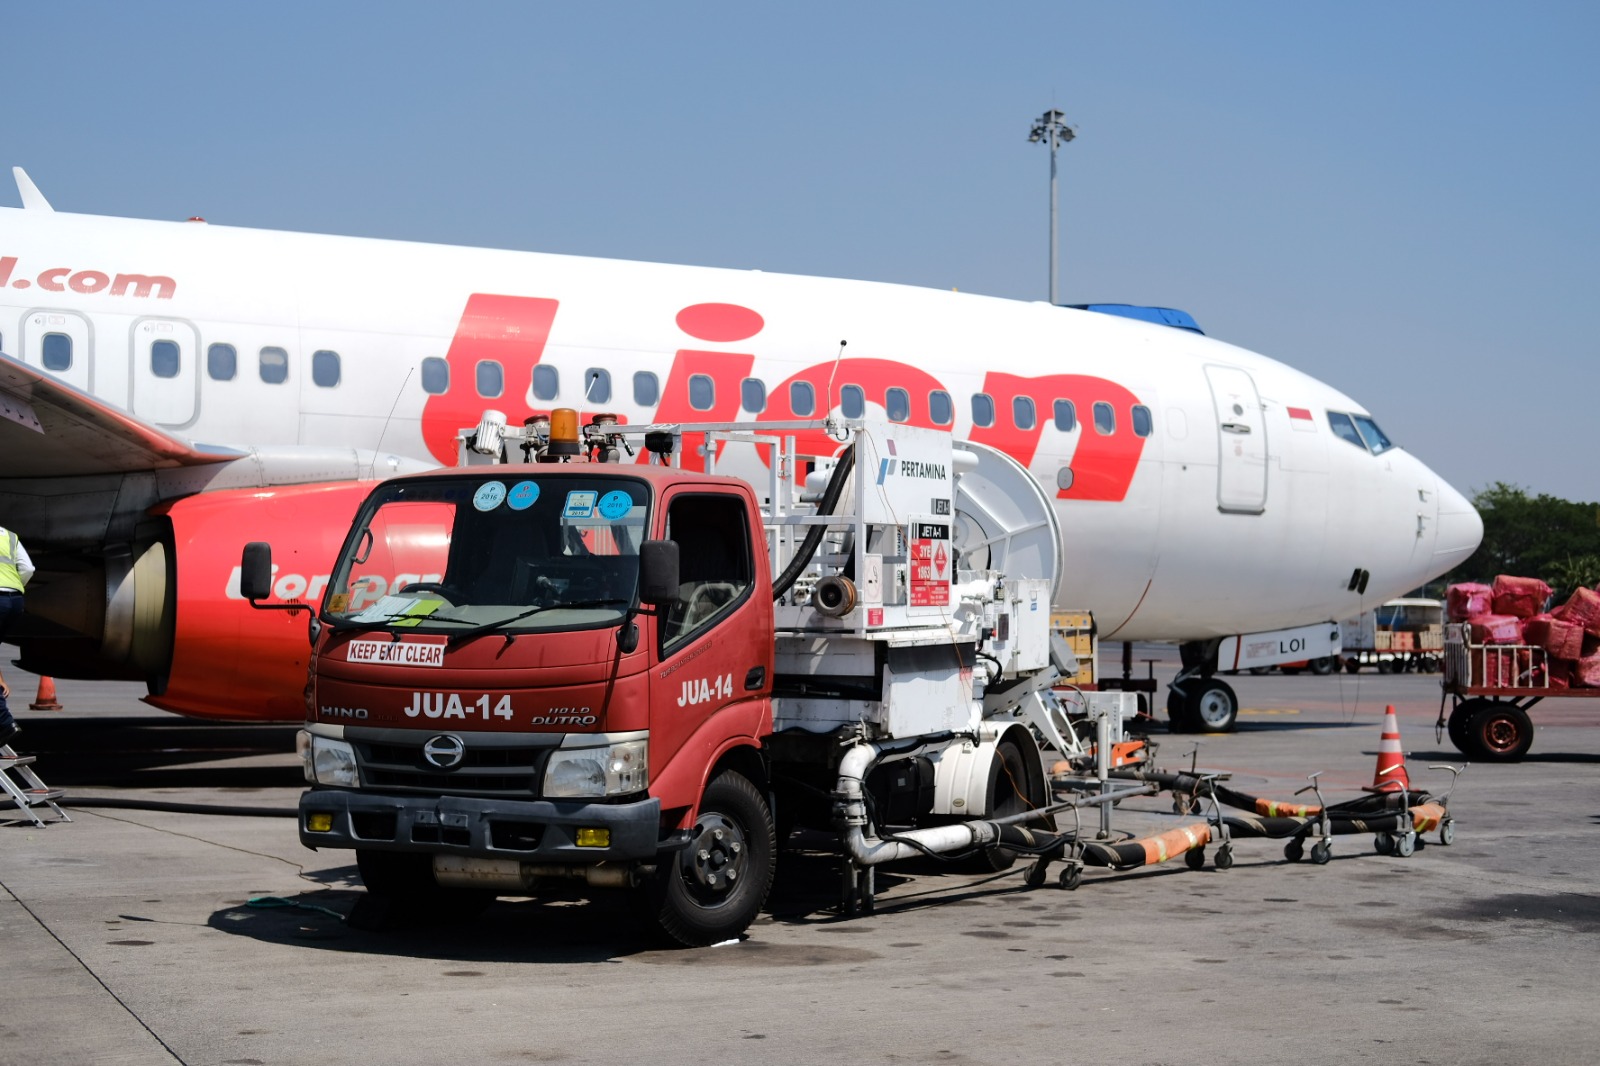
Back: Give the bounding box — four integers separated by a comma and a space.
1028, 108, 1076, 305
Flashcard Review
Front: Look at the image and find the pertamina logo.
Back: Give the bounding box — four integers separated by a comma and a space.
0, 256, 175, 299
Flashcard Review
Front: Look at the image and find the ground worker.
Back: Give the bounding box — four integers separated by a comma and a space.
0, 524, 35, 748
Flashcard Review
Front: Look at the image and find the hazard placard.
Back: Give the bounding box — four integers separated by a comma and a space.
909, 520, 951, 607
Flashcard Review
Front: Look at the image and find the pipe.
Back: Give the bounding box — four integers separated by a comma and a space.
433, 856, 637, 891
831, 737, 1117, 867
772, 444, 855, 601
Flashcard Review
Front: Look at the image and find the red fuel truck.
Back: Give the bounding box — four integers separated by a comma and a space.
243, 411, 1075, 945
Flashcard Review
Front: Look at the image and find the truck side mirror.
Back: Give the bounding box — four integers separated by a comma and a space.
241, 542, 274, 601
639, 540, 680, 605
240, 541, 310, 614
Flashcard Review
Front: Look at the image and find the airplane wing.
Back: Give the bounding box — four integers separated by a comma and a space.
0, 351, 241, 477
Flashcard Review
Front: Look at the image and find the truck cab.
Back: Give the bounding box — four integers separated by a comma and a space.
275, 455, 777, 944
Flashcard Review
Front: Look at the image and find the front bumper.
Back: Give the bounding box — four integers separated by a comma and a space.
299, 787, 668, 863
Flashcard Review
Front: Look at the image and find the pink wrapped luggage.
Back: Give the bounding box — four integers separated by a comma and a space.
1524, 615, 1585, 661
1447, 583, 1493, 622
1491, 575, 1551, 619
1469, 614, 1524, 645
1553, 586, 1600, 636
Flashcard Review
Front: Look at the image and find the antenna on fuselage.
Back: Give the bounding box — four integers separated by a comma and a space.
825, 339, 847, 414
13, 168, 54, 212
371, 366, 415, 477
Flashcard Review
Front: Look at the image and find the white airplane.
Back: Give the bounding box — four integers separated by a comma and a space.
0, 168, 1481, 731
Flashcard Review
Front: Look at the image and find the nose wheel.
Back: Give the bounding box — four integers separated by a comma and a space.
1167, 677, 1239, 733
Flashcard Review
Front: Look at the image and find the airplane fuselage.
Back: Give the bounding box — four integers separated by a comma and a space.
0, 204, 1480, 652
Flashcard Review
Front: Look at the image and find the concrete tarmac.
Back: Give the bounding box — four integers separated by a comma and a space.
3, 655, 1598, 1066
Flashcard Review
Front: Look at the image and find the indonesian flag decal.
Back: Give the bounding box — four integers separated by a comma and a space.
1287, 406, 1317, 432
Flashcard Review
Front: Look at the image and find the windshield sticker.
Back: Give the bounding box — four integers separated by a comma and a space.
507, 480, 540, 511
563, 490, 598, 519
473, 481, 508, 511
348, 595, 445, 625
597, 490, 633, 520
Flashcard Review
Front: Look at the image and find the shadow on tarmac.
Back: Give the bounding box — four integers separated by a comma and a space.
13, 716, 301, 789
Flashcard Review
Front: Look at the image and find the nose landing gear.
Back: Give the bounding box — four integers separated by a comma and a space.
1167, 675, 1239, 733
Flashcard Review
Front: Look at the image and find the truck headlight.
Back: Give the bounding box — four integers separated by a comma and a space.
543, 738, 648, 798
300, 733, 360, 788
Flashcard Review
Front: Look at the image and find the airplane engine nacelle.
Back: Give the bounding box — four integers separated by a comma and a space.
147, 481, 378, 721
23, 481, 376, 720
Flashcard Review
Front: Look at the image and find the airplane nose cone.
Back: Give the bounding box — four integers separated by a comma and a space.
1433, 476, 1482, 571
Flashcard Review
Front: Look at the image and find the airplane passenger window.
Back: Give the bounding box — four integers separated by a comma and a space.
42, 332, 72, 372
151, 340, 180, 379
1131, 405, 1153, 437
421, 357, 449, 395
312, 350, 341, 388
740, 377, 766, 413
532, 364, 559, 401
885, 387, 910, 423
476, 360, 504, 398
259, 347, 289, 385
1326, 411, 1365, 450
584, 368, 611, 404
689, 373, 715, 411
1053, 399, 1076, 432
791, 381, 816, 417
1093, 401, 1115, 435
929, 390, 953, 426
1013, 396, 1036, 430
971, 393, 995, 428
840, 384, 865, 419
1351, 415, 1394, 455
207, 344, 237, 381
633, 371, 659, 407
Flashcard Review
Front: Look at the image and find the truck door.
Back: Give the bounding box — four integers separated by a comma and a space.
650, 491, 773, 779
1205, 364, 1267, 514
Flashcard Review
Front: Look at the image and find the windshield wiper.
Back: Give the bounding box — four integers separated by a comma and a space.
446, 598, 632, 644
322, 611, 482, 632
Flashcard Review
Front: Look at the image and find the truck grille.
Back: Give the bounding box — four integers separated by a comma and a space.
354, 738, 548, 797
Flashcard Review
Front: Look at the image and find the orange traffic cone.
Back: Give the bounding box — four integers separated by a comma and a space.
1372, 704, 1409, 791
29, 675, 63, 712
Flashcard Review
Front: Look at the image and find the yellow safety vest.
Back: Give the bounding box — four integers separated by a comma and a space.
0, 527, 23, 592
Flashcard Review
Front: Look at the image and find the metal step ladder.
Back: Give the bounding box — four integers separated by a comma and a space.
0, 743, 70, 827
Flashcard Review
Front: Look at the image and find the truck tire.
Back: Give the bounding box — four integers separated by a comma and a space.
1309, 657, 1336, 675
647, 768, 775, 947
979, 735, 1044, 872
1464, 702, 1534, 762
1344, 658, 1361, 674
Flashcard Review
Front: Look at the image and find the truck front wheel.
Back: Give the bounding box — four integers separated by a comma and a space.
647, 769, 776, 947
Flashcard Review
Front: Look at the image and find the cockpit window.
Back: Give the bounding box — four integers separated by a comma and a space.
1328, 410, 1395, 455
1327, 411, 1365, 450
1351, 415, 1393, 455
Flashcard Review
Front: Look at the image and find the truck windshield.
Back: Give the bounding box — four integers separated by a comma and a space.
322, 475, 649, 634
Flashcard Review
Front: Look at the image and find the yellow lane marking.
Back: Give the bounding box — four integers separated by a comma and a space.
1238, 707, 1302, 716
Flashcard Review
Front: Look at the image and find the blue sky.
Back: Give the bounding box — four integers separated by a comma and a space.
6, 3, 1596, 501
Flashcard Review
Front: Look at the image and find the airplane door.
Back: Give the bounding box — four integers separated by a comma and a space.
22, 309, 92, 393
131, 317, 200, 428
1205, 365, 1267, 514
